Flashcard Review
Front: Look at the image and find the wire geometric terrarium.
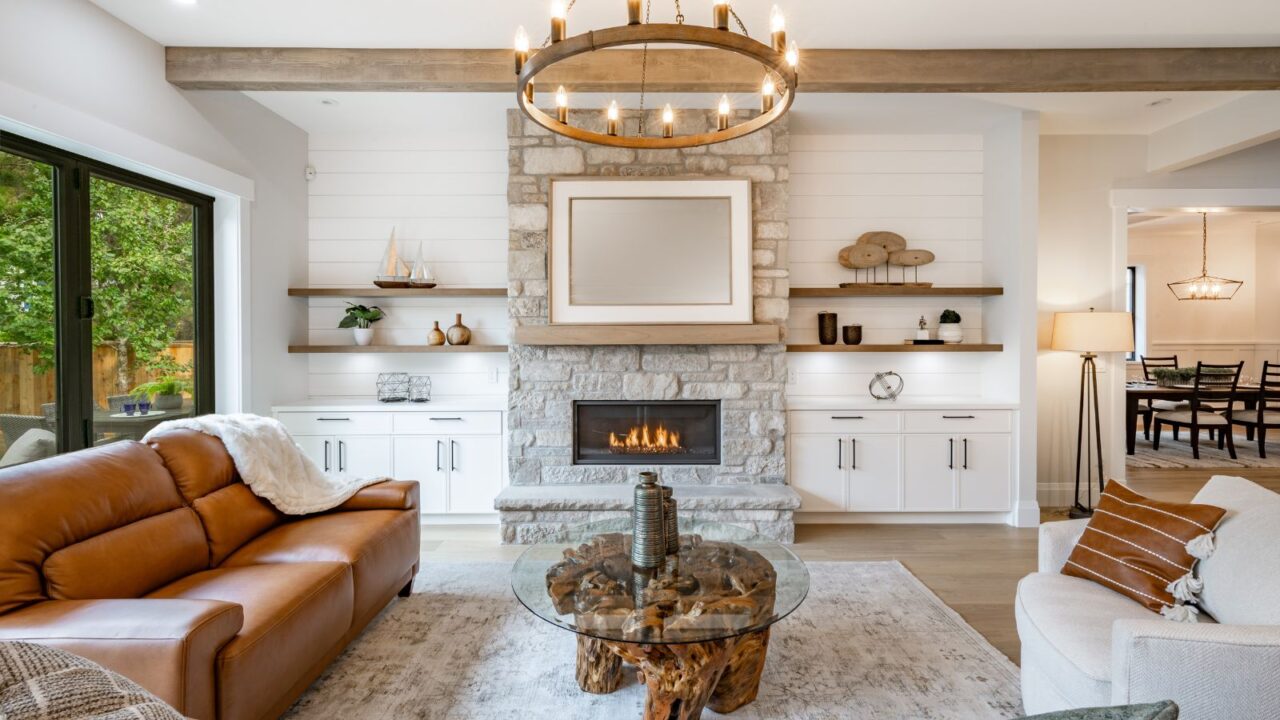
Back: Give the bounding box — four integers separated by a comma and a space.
1167, 212, 1243, 301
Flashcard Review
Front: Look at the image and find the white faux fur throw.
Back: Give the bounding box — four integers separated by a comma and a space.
143, 414, 384, 514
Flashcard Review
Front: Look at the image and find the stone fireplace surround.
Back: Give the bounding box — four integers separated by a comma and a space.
497, 108, 798, 543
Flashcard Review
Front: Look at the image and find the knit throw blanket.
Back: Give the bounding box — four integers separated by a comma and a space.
144, 414, 383, 514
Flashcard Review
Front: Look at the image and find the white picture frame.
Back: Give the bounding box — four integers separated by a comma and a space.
549, 178, 753, 325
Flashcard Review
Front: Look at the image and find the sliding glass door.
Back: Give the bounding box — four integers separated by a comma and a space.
0, 132, 214, 462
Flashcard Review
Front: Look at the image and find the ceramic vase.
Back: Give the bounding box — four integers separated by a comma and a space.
937, 322, 963, 344
354, 327, 375, 346
446, 313, 472, 346
842, 324, 863, 346
817, 312, 838, 345
427, 321, 446, 346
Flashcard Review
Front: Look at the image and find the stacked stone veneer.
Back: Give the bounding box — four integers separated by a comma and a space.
503, 107, 791, 542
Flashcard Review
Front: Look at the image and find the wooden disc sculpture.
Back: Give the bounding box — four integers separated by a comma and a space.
546, 532, 778, 720
838, 230, 936, 287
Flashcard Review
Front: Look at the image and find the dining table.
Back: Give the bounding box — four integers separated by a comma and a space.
1125, 382, 1261, 454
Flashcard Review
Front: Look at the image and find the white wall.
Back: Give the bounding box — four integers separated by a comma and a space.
0, 0, 309, 415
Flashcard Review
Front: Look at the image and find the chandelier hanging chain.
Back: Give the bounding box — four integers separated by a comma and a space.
636, 0, 653, 135
729, 6, 749, 34
1201, 212, 1209, 277
673, 0, 684, 24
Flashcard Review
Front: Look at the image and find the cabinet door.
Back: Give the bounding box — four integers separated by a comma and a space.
336, 436, 393, 478
392, 436, 449, 514
957, 435, 1013, 510
902, 435, 957, 511
846, 435, 902, 511
789, 434, 847, 512
294, 435, 334, 473
447, 436, 504, 514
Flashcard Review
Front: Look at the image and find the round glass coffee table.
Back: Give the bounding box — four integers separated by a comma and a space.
512, 518, 809, 719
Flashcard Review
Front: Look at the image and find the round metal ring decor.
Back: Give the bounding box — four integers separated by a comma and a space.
514, 4, 798, 149
869, 371, 905, 401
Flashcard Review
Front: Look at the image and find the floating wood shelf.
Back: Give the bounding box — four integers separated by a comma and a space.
288, 287, 507, 298
288, 345, 508, 354
790, 286, 1004, 298
786, 344, 1004, 353
514, 324, 781, 346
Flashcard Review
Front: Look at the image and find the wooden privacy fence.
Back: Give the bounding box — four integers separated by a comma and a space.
0, 343, 193, 416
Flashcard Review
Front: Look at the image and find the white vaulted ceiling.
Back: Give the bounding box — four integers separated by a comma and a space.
90, 0, 1280, 49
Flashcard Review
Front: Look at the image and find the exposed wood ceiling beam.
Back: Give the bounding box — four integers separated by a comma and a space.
167, 47, 1280, 93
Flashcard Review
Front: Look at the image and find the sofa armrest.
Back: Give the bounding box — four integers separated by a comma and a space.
0, 598, 243, 719
334, 479, 419, 512
1038, 518, 1089, 573
1111, 618, 1280, 717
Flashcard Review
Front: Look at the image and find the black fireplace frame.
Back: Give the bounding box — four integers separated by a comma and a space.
572, 400, 722, 466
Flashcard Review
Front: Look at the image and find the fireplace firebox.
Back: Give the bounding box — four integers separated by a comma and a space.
573, 400, 721, 465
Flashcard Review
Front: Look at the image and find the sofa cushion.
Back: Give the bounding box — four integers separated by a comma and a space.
0, 428, 55, 468
223, 509, 419, 624
44, 508, 208, 600
1192, 475, 1280, 625
1062, 481, 1225, 618
1016, 572, 1156, 707
0, 441, 191, 614
147, 561, 353, 720
148, 429, 285, 565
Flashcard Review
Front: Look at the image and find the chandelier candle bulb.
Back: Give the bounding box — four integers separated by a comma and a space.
761, 76, 776, 112
770, 5, 787, 51
786, 40, 800, 67
550, 0, 567, 43
555, 85, 569, 123
524, 77, 535, 104
662, 104, 674, 138
606, 100, 619, 136
627, 0, 642, 25
717, 94, 731, 130
713, 0, 730, 30
513, 26, 529, 74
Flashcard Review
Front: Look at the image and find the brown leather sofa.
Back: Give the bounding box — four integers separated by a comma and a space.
0, 429, 420, 720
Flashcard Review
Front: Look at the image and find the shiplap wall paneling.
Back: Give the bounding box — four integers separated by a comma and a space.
306, 352, 508, 400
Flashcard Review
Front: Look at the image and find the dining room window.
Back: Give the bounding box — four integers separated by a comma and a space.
0, 132, 214, 463
1126, 265, 1143, 361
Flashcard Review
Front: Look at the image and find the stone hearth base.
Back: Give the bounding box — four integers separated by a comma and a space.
495, 485, 800, 544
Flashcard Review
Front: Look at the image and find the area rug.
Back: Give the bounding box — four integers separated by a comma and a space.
1127, 429, 1280, 469
284, 561, 1023, 719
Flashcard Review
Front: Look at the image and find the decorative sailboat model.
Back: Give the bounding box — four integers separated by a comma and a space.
409, 242, 437, 289
373, 227, 411, 288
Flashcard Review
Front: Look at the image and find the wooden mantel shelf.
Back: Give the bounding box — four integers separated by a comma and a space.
288, 287, 506, 298
289, 345, 508, 354
790, 286, 1004, 298
514, 324, 781, 346
787, 343, 1004, 353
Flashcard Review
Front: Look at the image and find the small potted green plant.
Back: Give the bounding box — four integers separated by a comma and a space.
1151, 367, 1196, 387
131, 376, 192, 411
340, 303, 386, 346
938, 309, 963, 344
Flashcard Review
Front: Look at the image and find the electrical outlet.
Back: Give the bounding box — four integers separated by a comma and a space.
492, 367, 501, 384
787, 367, 798, 384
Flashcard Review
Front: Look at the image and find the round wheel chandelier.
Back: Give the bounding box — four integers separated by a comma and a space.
513, 1, 799, 149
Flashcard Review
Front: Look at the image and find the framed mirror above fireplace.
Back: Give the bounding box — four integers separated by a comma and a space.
549, 178, 753, 325
573, 400, 722, 466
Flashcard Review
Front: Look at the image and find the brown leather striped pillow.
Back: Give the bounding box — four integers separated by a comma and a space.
1063, 480, 1226, 622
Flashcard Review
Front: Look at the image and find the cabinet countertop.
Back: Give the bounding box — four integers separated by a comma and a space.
273, 397, 507, 413
786, 397, 1021, 411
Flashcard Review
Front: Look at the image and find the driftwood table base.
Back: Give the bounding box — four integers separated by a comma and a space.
576, 628, 772, 720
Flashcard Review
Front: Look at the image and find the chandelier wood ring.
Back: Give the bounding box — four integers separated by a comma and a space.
516, 24, 797, 149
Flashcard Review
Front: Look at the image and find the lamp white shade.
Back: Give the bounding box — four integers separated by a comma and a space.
1051, 311, 1134, 353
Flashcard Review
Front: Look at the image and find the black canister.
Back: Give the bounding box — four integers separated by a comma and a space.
843, 324, 863, 345
818, 312, 838, 345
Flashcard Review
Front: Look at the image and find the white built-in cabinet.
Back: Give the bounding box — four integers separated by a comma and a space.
276, 407, 506, 516
788, 409, 1013, 514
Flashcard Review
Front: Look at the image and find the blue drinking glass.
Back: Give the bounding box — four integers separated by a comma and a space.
123, 401, 137, 416
138, 400, 152, 415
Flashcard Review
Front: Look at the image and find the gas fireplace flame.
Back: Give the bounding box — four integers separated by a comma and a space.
608, 423, 685, 454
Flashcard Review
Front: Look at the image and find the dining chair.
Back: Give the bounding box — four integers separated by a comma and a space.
1139, 355, 1187, 441
1153, 361, 1244, 460
1231, 360, 1280, 458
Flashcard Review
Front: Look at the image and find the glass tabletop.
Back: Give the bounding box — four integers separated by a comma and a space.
511, 517, 810, 645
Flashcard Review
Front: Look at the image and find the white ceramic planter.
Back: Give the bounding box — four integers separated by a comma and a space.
937, 322, 963, 344
353, 328, 375, 346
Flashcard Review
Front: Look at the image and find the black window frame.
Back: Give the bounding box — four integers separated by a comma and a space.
1126, 265, 1138, 361
0, 131, 215, 452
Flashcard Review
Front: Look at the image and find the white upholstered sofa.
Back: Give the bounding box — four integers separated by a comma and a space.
1015, 475, 1280, 719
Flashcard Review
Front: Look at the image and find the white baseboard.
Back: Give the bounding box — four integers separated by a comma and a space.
796, 511, 1012, 525
1010, 500, 1041, 528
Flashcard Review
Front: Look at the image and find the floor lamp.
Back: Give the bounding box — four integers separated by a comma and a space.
1051, 309, 1134, 518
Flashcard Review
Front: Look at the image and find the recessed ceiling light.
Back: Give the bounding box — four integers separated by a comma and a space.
1146, 97, 1173, 108
320, 98, 340, 106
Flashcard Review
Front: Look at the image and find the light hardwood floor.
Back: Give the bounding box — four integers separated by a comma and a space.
422, 468, 1278, 666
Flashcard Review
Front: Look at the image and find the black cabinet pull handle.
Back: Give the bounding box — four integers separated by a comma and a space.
836, 438, 842, 469
831, 416, 864, 420
850, 438, 857, 470
963, 438, 969, 470
948, 438, 954, 470
317, 417, 351, 421
942, 415, 977, 420
430, 417, 464, 421
323, 440, 331, 472
451, 440, 459, 472
436, 440, 443, 472
338, 440, 346, 473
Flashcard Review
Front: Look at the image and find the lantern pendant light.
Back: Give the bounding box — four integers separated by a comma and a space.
1167, 212, 1243, 301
